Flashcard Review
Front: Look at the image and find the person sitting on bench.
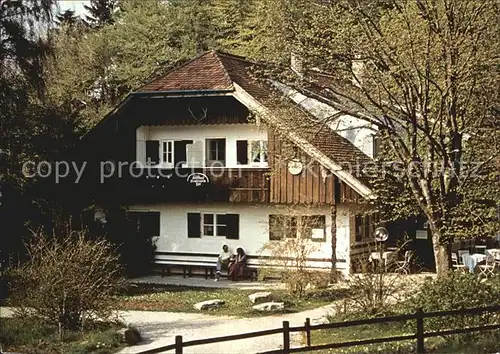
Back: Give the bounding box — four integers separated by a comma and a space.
214, 244, 234, 281
229, 247, 247, 281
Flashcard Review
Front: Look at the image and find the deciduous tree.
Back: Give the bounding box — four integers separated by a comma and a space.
274, 0, 499, 276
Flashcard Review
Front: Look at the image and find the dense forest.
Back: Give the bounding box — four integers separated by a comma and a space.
0, 0, 498, 276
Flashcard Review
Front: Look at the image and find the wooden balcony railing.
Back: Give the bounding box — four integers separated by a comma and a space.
105, 167, 270, 203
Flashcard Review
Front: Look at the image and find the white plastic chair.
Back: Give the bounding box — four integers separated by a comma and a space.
478, 256, 497, 278
452, 253, 467, 272
394, 251, 413, 274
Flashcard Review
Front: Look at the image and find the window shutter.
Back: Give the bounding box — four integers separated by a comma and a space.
236, 140, 248, 165
145, 140, 159, 165
186, 140, 203, 167
187, 213, 201, 238
141, 212, 160, 237
225, 214, 239, 239
126, 212, 141, 233
174, 140, 191, 165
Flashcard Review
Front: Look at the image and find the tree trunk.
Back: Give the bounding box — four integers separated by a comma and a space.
428, 222, 450, 277
330, 204, 338, 282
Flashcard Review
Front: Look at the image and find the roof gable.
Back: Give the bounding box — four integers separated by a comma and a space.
137, 51, 234, 93
124, 50, 374, 198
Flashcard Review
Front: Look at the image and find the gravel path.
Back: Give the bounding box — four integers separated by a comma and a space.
1, 304, 335, 353
117, 304, 336, 354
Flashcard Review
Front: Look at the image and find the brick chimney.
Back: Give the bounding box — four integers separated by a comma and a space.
351, 55, 364, 87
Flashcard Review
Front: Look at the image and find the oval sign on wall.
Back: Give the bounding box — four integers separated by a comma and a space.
287, 159, 303, 175
187, 173, 209, 186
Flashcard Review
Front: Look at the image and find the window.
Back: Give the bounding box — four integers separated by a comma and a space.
355, 214, 373, 242
206, 139, 226, 166
236, 140, 248, 165
250, 140, 268, 164
269, 214, 325, 241
236, 140, 267, 165
127, 211, 160, 237
145, 140, 159, 165
269, 215, 297, 240
187, 213, 239, 239
202, 214, 227, 237
161, 140, 174, 165
302, 215, 326, 241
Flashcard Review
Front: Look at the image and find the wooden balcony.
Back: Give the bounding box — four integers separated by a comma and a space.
103, 167, 270, 204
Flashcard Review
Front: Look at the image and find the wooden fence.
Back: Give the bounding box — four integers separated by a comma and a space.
138, 304, 500, 354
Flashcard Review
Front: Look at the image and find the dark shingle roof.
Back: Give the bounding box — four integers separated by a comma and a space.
217, 52, 372, 167
137, 51, 234, 92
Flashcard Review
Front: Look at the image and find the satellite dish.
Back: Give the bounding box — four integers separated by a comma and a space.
374, 227, 389, 242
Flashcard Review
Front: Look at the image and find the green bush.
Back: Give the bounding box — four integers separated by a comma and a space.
398, 273, 499, 337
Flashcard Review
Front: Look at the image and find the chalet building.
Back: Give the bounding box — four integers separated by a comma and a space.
77, 50, 386, 275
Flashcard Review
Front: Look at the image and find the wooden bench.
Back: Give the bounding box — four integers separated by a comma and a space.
154, 252, 258, 280
153, 252, 343, 280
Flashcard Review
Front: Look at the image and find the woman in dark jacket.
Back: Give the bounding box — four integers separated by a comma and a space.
229, 247, 247, 281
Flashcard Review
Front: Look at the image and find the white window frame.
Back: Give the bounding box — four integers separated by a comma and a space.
250, 140, 268, 166
205, 138, 226, 166
161, 140, 174, 166
202, 213, 227, 237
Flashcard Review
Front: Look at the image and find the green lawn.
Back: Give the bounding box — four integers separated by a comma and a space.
116, 283, 348, 317
306, 322, 416, 353
305, 320, 500, 353
0, 317, 124, 354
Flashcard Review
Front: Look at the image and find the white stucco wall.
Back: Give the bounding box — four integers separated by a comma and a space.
128, 203, 351, 269
271, 81, 377, 158
136, 124, 268, 168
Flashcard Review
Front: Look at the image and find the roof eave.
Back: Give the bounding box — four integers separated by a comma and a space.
132, 89, 234, 98
231, 82, 376, 200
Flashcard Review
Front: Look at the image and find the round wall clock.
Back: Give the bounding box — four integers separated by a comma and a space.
287, 159, 303, 175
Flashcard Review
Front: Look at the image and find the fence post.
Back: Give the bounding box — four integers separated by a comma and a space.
283, 320, 290, 354
304, 317, 311, 347
416, 308, 425, 353
175, 335, 183, 354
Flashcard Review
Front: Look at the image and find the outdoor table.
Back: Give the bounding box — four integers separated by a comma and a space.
485, 249, 500, 260
369, 251, 396, 265
474, 245, 487, 254
462, 253, 486, 273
